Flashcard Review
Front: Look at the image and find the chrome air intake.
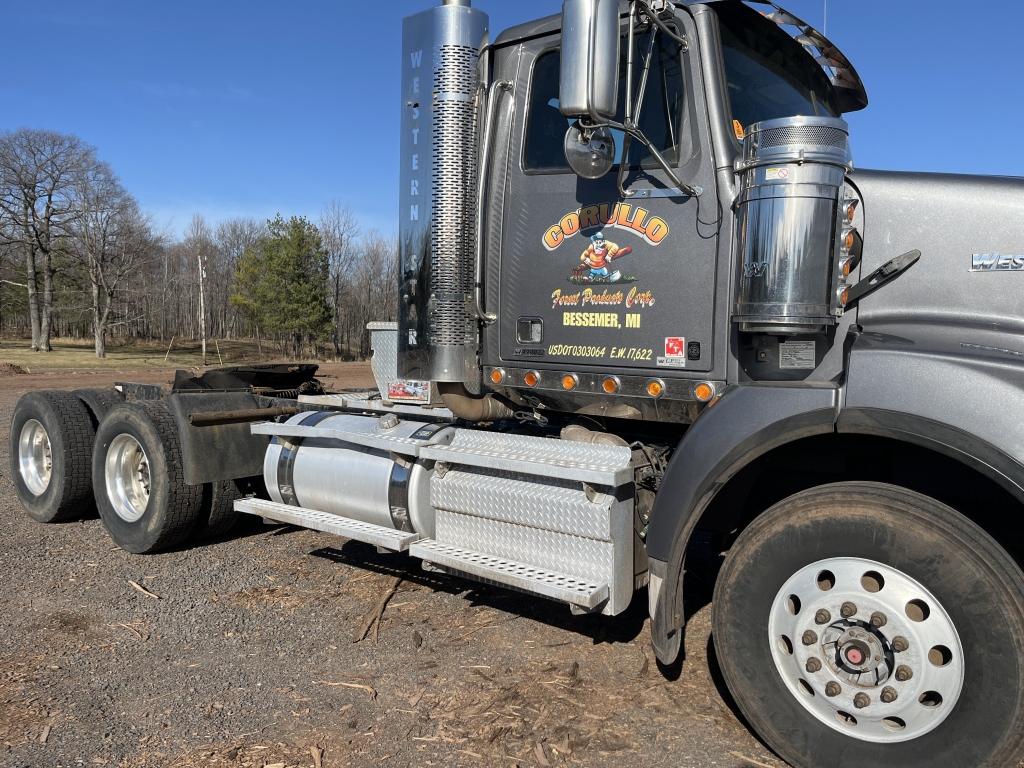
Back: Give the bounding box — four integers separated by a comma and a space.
733, 116, 852, 334
398, 1, 488, 382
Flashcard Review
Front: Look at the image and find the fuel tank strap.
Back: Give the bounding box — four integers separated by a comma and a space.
275, 410, 335, 507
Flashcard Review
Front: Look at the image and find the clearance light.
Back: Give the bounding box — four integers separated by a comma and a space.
561, 373, 579, 391
646, 379, 665, 399
843, 199, 859, 224
841, 228, 857, 252
837, 286, 851, 306
489, 368, 505, 385
732, 119, 746, 141
524, 370, 540, 388
601, 376, 620, 394
694, 382, 717, 403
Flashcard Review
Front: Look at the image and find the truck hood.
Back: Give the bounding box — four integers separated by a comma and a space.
851, 169, 1024, 349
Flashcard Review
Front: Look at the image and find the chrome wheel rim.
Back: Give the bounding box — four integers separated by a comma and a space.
769, 557, 964, 743
18, 419, 52, 496
105, 434, 151, 523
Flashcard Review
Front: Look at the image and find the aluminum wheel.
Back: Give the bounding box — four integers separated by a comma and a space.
104, 433, 151, 523
18, 419, 53, 496
768, 557, 964, 743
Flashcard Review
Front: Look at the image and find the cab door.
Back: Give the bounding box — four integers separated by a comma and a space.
490, 12, 721, 378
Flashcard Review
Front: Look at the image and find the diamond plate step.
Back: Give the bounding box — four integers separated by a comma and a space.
409, 540, 609, 610
420, 429, 632, 486
234, 499, 423, 551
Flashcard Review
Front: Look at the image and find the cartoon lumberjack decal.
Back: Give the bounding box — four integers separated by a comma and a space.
571, 231, 634, 284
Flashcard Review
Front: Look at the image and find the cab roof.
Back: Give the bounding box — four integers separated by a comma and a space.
491, 0, 867, 113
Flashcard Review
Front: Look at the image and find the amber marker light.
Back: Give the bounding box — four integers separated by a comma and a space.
694, 382, 716, 403
843, 199, 859, 224
646, 379, 665, 399
837, 286, 851, 306
561, 373, 579, 391
489, 368, 505, 385
524, 370, 540, 387
841, 228, 857, 252
601, 376, 620, 394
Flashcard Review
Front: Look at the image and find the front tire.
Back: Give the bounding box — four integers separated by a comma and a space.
713, 482, 1024, 768
93, 401, 202, 553
10, 391, 95, 522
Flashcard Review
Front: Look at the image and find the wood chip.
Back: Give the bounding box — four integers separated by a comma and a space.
353, 575, 402, 643
38, 723, 52, 744
728, 751, 777, 768
127, 580, 161, 600
534, 742, 551, 767
310, 745, 323, 768
313, 680, 377, 699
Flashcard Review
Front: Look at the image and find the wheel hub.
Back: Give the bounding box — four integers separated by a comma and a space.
768, 557, 964, 743
823, 622, 894, 684
18, 419, 53, 496
105, 433, 151, 523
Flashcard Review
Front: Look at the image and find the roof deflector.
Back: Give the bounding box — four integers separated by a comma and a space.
743, 0, 869, 112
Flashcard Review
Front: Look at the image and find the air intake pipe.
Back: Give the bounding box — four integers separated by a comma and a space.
733, 116, 853, 334
397, 1, 489, 384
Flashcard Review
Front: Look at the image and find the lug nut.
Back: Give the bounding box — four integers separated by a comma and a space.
895, 665, 914, 682
805, 657, 822, 673
892, 636, 909, 653
840, 602, 857, 618
802, 630, 818, 646
880, 686, 898, 704
853, 692, 871, 709
825, 681, 842, 697
814, 609, 831, 625
870, 611, 887, 628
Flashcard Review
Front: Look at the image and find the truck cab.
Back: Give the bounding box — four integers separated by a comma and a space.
11, 2, 1023, 766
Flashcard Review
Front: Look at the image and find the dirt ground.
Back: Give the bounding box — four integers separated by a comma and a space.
0, 363, 786, 768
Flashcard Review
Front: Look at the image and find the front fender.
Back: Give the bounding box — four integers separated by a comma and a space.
841, 327, 1024, 499
646, 383, 838, 662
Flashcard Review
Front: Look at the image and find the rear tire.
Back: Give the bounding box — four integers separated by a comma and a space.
93, 401, 202, 553
73, 387, 124, 428
712, 482, 1024, 768
199, 479, 243, 539
10, 391, 95, 522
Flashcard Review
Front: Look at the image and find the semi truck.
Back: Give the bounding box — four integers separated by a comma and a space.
10, 1, 1024, 765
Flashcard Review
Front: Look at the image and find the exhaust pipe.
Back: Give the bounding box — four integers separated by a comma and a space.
398, 0, 489, 385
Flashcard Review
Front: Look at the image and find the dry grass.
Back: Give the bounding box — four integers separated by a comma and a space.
0, 338, 278, 372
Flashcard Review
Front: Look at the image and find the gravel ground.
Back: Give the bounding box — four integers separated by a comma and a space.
0, 364, 785, 768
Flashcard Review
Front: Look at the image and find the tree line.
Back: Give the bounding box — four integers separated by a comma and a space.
0, 128, 398, 359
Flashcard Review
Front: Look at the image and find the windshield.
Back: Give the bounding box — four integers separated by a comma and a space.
716, 2, 840, 129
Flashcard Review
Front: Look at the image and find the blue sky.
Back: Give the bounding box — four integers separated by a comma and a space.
6, 1, 1022, 238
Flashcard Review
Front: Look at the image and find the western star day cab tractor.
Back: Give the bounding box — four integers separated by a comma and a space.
10, 1, 1024, 765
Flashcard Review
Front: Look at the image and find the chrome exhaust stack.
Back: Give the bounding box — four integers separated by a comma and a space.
398, 1, 489, 384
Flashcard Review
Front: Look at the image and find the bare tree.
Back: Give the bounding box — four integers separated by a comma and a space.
73, 160, 152, 357
0, 129, 91, 351
213, 217, 264, 339
319, 202, 359, 358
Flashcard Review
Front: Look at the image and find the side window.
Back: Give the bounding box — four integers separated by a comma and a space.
523, 34, 685, 172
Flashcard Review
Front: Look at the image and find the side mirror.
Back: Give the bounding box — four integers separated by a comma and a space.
559, 0, 620, 120
564, 122, 616, 179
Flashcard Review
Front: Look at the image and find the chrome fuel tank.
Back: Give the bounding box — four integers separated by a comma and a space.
263, 413, 454, 536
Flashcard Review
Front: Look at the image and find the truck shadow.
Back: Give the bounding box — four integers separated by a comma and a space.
309, 540, 650, 647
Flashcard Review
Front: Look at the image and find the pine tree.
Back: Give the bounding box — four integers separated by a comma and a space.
231, 215, 332, 358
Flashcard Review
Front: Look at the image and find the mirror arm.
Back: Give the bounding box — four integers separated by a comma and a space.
635, 0, 689, 50
624, 2, 637, 124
